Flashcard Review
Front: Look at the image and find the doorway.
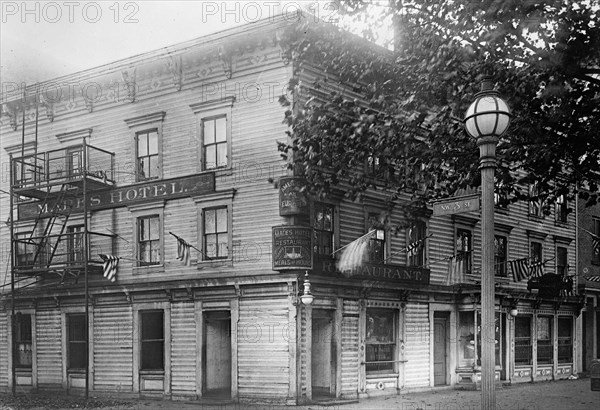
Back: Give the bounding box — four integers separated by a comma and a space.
203, 310, 231, 398
312, 309, 336, 398
433, 312, 449, 386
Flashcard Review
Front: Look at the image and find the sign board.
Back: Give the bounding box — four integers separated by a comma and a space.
432, 194, 480, 217
272, 225, 312, 270
279, 177, 309, 216
17, 173, 215, 219
315, 260, 430, 286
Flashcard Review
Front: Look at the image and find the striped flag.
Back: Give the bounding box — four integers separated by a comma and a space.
585, 275, 600, 282
593, 237, 600, 256
529, 260, 544, 278
446, 252, 466, 285
406, 233, 433, 257
99, 254, 119, 282
510, 258, 530, 282
176, 236, 192, 266
337, 230, 377, 274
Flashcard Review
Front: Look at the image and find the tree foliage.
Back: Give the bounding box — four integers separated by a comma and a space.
278, 0, 600, 217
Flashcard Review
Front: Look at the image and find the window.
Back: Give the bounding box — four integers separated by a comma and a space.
204, 207, 228, 259
136, 130, 159, 180
367, 213, 385, 263
529, 183, 544, 217
140, 311, 164, 371
515, 316, 532, 365
365, 308, 396, 374
15, 314, 32, 368
476, 312, 501, 367
138, 215, 161, 265
592, 217, 600, 265
67, 148, 82, 178
68, 314, 86, 370
458, 311, 475, 367
558, 317, 573, 363
15, 232, 34, 267
456, 229, 472, 274
555, 194, 568, 223
313, 202, 334, 260
530, 241, 543, 265
494, 235, 507, 277
536, 316, 553, 364
556, 246, 568, 276
407, 221, 426, 267
67, 225, 84, 263
202, 116, 228, 170
494, 180, 508, 209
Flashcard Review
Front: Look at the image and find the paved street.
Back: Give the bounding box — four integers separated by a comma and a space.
2, 378, 599, 410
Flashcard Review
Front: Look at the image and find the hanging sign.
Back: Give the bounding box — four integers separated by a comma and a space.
272, 225, 312, 270
279, 177, 309, 216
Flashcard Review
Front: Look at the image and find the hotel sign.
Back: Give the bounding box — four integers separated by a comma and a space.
317, 260, 430, 285
17, 174, 215, 219
432, 194, 480, 216
272, 225, 312, 270
279, 177, 309, 216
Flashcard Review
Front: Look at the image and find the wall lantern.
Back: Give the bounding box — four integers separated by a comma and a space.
299, 271, 314, 305
509, 308, 519, 318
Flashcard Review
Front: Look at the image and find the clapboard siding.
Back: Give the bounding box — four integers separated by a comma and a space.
0, 312, 8, 389
341, 300, 359, 396
93, 306, 133, 391
298, 307, 308, 398
170, 301, 196, 396
404, 302, 430, 388
237, 297, 289, 398
36, 309, 62, 387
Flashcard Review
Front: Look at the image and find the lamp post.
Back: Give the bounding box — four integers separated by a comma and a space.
464, 79, 511, 410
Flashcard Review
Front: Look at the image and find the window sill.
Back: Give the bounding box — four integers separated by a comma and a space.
67, 369, 86, 374
366, 373, 399, 379
139, 369, 165, 375
200, 167, 233, 178
197, 258, 233, 269
528, 215, 545, 222
133, 265, 164, 275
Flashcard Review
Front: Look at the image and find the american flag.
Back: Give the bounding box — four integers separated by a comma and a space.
99, 254, 119, 282
446, 252, 467, 285
529, 260, 544, 278
176, 236, 192, 266
406, 233, 433, 257
585, 275, 600, 282
510, 258, 530, 282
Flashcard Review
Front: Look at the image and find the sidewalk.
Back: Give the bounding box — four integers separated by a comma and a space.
2, 378, 599, 409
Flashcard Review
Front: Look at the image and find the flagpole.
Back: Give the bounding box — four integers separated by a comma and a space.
331, 230, 376, 255
169, 231, 212, 260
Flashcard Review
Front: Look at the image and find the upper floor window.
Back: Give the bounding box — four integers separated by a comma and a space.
15, 314, 32, 368
15, 232, 34, 267
593, 217, 600, 265
67, 225, 84, 263
494, 235, 508, 277
203, 206, 229, 259
495, 179, 508, 209
407, 221, 426, 267
136, 130, 160, 180
530, 241, 543, 265
529, 183, 544, 217
66, 147, 83, 178
555, 194, 568, 223
138, 215, 161, 266
202, 116, 228, 170
367, 213, 386, 263
556, 246, 568, 276
456, 228, 472, 274
312, 202, 335, 260
67, 314, 86, 370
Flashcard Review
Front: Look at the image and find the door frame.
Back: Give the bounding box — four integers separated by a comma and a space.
429, 305, 456, 387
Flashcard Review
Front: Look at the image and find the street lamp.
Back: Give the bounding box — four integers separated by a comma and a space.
300, 271, 314, 305
464, 79, 511, 410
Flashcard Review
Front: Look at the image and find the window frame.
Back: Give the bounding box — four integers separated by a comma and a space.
15, 313, 33, 368
140, 310, 165, 371
135, 129, 160, 181
514, 315, 532, 366
407, 221, 427, 267
203, 206, 229, 260
555, 194, 568, 223
67, 224, 84, 264
494, 234, 508, 277
536, 315, 553, 365
455, 228, 473, 275
190, 97, 234, 173
528, 183, 544, 218
366, 211, 386, 264
556, 246, 568, 276
67, 313, 87, 371
124, 111, 165, 183
365, 308, 398, 375
557, 316, 573, 364
195, 190, 234, 266
313, 201, 337, 261
130, 201, 165, 272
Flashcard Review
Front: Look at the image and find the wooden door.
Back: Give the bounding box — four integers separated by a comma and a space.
434, 317, 448, 385
204, 311, 231, 396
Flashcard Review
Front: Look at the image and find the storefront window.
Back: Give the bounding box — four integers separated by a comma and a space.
537, 316, 553, 364
477, 311, 501, 366
458, 311, 475, 367
515, 316, 532, 365
365, 308, 396, 374
558, 316, 573, 363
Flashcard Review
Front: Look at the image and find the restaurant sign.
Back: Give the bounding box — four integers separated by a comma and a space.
17, 174, 215, 219
272, 225, 312, 270
317, 260, 430, 285
279, 177, 309, 216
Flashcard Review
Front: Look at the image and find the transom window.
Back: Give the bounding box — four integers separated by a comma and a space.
204, 207, 228, 259
136, 130, 159, 180
313, 202, 334, 259
138, 215, 161, 265
365, 308, 396, 374
140, 311, 164, 370
68, 314, 86, 370
203, 116, 227, 170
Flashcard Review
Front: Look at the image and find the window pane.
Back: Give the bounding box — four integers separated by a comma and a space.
216, 207, 227, 232
366, 309, 395, 343
204, 145, 216, 169
515, 316, 532, 365
217, 233, 228, 258
141, 311, 163, 340
204, 120, 215, 144
138, 133, 148, 157
149, 217, 160, 240
458, 312, 475, 363
217, 143, 227, 167
69, 342, 86, 369
206, 234, 217, 257
215, 117, 226, 142
141, 341, 164, 370
69, 315, 86, 341
148, 131, 158, 155
205, 209, 216, 233
140, 242, 151, 262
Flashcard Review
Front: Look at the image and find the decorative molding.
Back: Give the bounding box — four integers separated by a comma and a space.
553, 234, 573, 245
452, 214, 479, 227
495, 222, 514, 234
218, 45, 233, 79
121, 67, 137, 103
84, 97, 94, 113
526, 229, 548, 241
56, 128, 92, 144
39, 95, 55, 121
124, 111, 166, 129
192, 188, 236, 204
2, 104, 18, 131
166, 55, 183, 91
4, 140, 36, 156
189, 96, 235, 115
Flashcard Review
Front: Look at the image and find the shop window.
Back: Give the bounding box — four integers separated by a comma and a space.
477, 311, 501, 366
365, 308, 396, 374
494, 235, 508, 277
138, 215, 161, 266
313, 202, 335, 260
141, 311, 164, 371
68, 314, 86, 370
203, 206, 229, 259
558, 316, 573, 363
458, 311, 475, 367
15, 314, 32, 368
136, 129, 160, 180
593, 217, 600, 265
515, 316, 532, 365
536, 316, 553, 365
407, 221, 426, 267
556, 246, 568, 276
555, 194, 568, 223
456, 229, 472, 274
202, 116, 228, 170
